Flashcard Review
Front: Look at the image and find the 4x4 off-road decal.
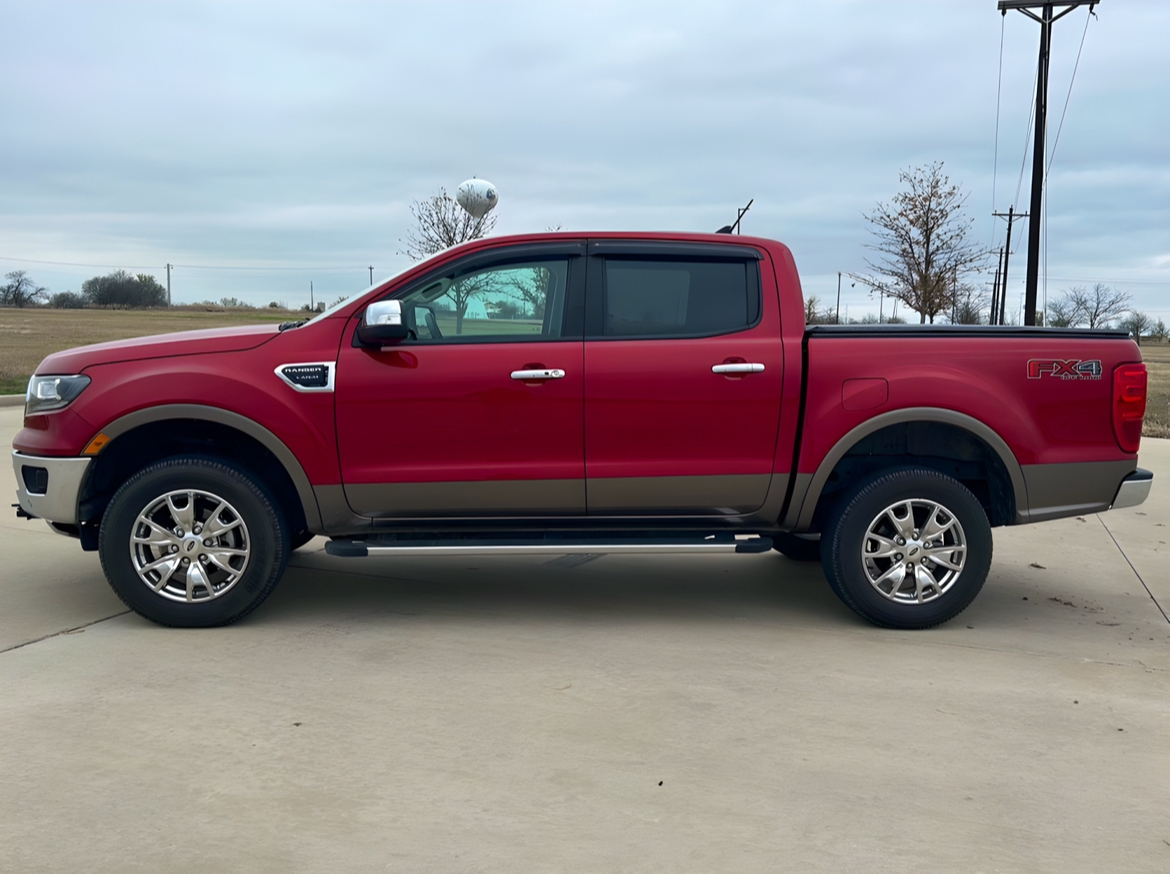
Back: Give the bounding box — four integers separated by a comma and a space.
1027, 359, 1102, 380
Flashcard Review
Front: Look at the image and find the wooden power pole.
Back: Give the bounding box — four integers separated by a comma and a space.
998, 0, 1099, 325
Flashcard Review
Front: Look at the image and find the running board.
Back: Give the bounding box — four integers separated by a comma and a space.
325, 534, 773, 558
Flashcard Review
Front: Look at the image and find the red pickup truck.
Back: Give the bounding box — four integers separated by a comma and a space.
13, 232, 1152, 629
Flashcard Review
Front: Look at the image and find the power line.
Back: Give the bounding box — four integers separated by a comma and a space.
0, 255, 160, 270
999, 0, 1102, 326
1013, 56, 1039, 210
991, 14, 1006, 244
1046, 8, 1093, 176
0, 254, 370, 272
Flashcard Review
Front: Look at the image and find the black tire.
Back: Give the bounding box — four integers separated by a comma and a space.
820, 467, 992, 629
98, 456, 290, 627
773, 533, 822, 562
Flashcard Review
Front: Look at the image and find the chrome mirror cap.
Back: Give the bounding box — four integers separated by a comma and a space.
365, 299, 402, 326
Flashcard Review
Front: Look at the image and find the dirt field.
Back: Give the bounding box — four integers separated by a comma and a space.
1138, 341, 1170, 438
0, 307, 298, 395
2, 308, 1168, 438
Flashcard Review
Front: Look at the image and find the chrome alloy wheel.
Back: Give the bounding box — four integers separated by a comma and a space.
861, 498, 967, 604
129, 489, 251, 603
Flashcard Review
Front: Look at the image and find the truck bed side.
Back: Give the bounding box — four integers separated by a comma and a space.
785, 325, 1143, 531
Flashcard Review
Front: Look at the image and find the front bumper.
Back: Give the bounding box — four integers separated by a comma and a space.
1111, 468, 1153, 510
11, 451, 92, 525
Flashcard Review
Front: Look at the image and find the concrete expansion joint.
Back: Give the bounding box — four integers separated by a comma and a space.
1096, 514, 1170, 626
870, 634, 1169, 672
0, 610, 131, 655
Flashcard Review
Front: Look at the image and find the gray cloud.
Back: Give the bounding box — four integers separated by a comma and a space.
1, 0, 1167, 321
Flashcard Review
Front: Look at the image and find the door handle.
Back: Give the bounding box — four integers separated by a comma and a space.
511, 368, 566, 380
711, 363, 765, 374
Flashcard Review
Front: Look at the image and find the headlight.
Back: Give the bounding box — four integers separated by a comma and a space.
25, 374, 91, 415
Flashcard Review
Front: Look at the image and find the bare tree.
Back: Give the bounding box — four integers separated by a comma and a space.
1151, 318, 1168, 344
497, 266, 550, 321
804, 294, 834, 325
399, 187, 497, 262
1119, 311, 1151, 345
1046, 294, 1080, 327
0, 270, 48, 308
1073, 283, 1131, 329
951, 282, 989, 325
1053, 283, 1131, 329
860, 163, 987, 324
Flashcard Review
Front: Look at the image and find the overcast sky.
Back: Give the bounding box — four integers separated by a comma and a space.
2, 0, 1167, 322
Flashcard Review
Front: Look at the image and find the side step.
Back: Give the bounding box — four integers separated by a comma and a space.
325, 533, 773, 558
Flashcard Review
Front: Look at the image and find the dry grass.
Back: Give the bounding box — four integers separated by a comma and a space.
0, 306, 298, 395
1139, 341, 1170, 439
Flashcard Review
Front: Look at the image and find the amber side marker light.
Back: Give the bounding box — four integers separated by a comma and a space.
82, 433, 111, 456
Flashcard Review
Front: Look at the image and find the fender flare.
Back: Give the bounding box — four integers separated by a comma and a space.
97, 403, 323, 532
788, 407, 1028, 530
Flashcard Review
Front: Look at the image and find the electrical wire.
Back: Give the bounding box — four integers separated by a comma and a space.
1042, 177, 1048, 318
1047, 8, 1093, 176
991, 15, 1006, 245
0, 255, 159, 270
0, 254, 364, 273
1013, 54, 1040, 211
1040, 8, 1092, 323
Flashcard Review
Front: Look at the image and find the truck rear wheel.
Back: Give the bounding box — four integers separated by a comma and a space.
820, 467, 992, 629
98, 456, 289, 627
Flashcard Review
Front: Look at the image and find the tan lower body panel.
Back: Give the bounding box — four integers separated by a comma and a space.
1020, 460, 1136, 522
586, 474, 772, 515
344, 479, 586, 517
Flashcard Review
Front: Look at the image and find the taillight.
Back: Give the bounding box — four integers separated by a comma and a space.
1112, 363, 1147, 453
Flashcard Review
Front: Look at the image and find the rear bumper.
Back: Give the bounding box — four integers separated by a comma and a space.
11, 451, 92, 525
1111, 468, 1152, 510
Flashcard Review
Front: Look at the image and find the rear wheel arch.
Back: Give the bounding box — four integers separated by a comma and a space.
80, 405, 320, 542
791, 408, 1025, 532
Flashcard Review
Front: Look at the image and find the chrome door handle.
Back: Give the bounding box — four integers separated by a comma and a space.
510, 368, 566, 380
712, 363, 765, 374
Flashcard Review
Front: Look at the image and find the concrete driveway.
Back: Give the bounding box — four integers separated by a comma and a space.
2, 404, 1168, 873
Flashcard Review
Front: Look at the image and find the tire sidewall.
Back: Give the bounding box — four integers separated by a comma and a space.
99, 456, 288, 627
823, 468, 993, 629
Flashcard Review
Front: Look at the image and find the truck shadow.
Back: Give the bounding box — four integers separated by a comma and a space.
261, 549, 854, 627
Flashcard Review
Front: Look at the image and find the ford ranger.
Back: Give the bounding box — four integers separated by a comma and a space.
12, 232, 1153, 628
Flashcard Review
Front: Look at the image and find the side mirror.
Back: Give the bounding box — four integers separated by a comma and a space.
357, 300, 409, 346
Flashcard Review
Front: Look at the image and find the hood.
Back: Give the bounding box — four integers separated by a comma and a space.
34, 323, 280, 375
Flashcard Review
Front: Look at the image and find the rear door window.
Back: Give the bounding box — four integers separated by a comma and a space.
601, 259, 759, 338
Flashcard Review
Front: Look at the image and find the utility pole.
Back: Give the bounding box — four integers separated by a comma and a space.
166, 263, 172, 306
368, 266, 374, 285
992, 206, 1027, 325
998, 1, 1099, 325
310, 280, 314, 312
991, 247, 1003, 326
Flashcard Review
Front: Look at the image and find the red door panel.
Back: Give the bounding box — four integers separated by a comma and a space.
584, 334, 783, 513
336, 339, 585, 516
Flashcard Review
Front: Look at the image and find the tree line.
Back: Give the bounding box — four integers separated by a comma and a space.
1, 269, 168, 309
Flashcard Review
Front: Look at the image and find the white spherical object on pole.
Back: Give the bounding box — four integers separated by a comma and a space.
456, 178, 498, 219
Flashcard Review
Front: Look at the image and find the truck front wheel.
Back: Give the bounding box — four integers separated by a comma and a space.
98, 456, 289, 627
820, 467, 992, 629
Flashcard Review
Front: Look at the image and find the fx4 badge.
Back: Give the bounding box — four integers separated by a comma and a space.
1027, 358, 1102, 380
